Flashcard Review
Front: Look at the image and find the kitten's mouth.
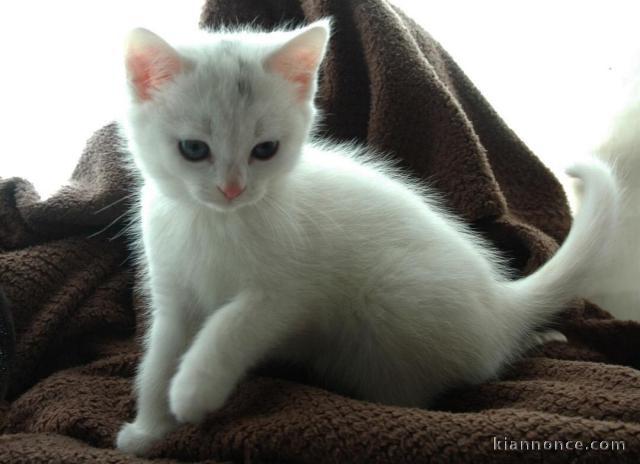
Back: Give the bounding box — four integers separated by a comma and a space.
196, 191, 258, 212
202, 198, 243, 212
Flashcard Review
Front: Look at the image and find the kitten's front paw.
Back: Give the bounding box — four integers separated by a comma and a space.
169, 367, 231, 424
531, 329, 567, 346
116, 420, 173, 456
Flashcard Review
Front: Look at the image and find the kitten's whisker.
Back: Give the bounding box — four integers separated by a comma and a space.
88, 211, 130, 239
93, 194, 134, 215
265, 199, 300, 251
258, 197, 294, 249
110, 221, 135, 241
291, 198, 344, 246
119, 252, 135, 267
262, 195, 308, 251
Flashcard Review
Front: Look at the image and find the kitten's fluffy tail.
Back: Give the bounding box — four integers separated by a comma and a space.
504, 159, 619, 328
576, 85, 640, 319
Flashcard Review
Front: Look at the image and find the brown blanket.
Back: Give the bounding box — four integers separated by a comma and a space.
1, 0, 640, 462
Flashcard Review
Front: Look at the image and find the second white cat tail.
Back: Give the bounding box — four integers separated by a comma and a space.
503, 159, 619, 330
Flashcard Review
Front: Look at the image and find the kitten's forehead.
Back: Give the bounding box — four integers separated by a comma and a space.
174, 41, 280, 130
186, 40, 269, 103
232, 55, 256, 103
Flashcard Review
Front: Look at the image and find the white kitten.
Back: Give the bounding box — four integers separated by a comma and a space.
115, 21, 619, 455
578, 81, 640, 320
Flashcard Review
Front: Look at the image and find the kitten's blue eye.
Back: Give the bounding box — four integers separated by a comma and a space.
178, 140, 210, 161
251, 141, 279, 161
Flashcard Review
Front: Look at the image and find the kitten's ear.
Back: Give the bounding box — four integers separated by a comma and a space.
264, 19, 331, 102
125, 28, 183, 101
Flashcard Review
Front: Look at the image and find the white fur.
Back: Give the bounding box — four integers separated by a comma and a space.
576, 81, 640, 320
116, 21, 619, 455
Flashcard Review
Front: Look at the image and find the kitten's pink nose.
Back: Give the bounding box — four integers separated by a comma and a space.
218, 182, 245, 200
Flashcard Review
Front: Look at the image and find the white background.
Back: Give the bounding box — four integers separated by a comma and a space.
0, 1, 638, 199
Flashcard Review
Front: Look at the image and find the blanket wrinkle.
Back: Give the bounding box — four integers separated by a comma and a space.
1, 0, 640, 462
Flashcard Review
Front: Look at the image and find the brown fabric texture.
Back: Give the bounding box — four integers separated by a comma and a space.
1, 0, 639, 462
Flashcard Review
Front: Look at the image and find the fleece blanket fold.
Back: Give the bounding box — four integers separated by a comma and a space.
1, 0, 639, 462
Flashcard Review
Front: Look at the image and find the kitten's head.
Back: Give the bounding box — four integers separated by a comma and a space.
123, 21, 330, 211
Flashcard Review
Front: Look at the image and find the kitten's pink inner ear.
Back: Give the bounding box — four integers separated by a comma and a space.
265, 23, 329, 101
125, 28, 182, 101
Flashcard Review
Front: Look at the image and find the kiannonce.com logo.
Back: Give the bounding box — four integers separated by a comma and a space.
492, 436, 626, 452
